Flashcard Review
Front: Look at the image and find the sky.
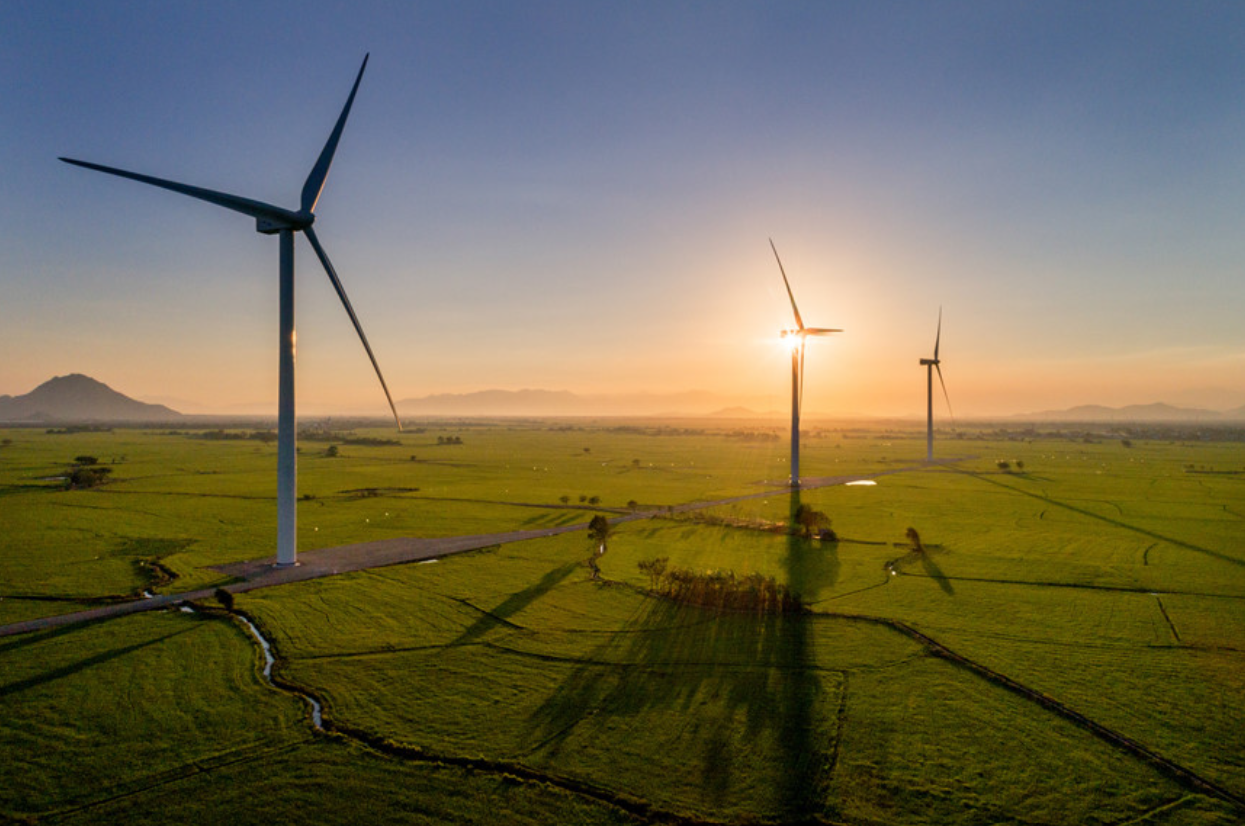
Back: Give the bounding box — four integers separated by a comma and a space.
3, 1, 1244, 418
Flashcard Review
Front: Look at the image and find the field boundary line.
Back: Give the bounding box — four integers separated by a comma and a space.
825, 611, 1245, 812
958, 470, 1245, 570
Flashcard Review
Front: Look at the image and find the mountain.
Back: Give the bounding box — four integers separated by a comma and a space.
0, 374, 183, 423
1014, 402, 1228, 423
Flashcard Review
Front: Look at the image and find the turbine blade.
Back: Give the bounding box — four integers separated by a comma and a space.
304, 226, 402, 431
301, 54, 369, 216
769, 238, 805, 331
935, 362, 955, 428
933, 306, 942, 360
59, 157, 293, 225
803, 327, 843, 335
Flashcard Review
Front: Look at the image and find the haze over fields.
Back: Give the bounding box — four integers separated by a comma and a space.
3, 3, 1244, 418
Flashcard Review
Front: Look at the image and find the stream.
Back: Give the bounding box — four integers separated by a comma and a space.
234, 613, 323, 730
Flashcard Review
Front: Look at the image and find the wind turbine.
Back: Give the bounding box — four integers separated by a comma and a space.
919, 308, 953, 462
61, 54, 400, 567
770, 239, 841, 487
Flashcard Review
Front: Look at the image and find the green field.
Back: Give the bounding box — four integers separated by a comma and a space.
1, 421, 1243, 823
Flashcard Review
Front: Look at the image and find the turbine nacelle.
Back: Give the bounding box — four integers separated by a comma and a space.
256, 209, 315, 235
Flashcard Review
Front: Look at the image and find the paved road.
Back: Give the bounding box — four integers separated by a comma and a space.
0, 460, 962, 638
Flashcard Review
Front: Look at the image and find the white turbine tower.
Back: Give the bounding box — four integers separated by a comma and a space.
919, 308, 953, 462
61, 54, 401, 567
770, 239, 841, 488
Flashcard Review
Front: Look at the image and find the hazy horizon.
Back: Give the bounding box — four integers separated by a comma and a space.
4, 3, 1243, 419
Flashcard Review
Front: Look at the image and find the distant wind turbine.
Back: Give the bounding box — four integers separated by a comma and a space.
61, 54, 400, 567
770, 239, 841, 487
919, 308, 953, 462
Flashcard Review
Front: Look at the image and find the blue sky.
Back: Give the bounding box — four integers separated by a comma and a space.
3, 2, 1244, 416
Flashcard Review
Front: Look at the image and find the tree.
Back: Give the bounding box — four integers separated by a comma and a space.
586, 515, 612, 580
637, 557, 669, 589
559, 495, 570, 504
588, 495, 600, 505
997, 460, 1011, 472
1015, 459, 1025, 472
214, 587, 234, 611
794, 503, 832, 540
627, 499, 639, 510
73, 455, 99, 466
588, 515, 612, 549
325, 444, 339, 458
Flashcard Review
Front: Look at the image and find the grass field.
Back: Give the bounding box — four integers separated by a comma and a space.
1, 421, 1243, 823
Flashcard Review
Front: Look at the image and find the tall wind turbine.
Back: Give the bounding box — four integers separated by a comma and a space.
61, 54, 400, 567
919, 308, 953, 462
770, 239, 841, 487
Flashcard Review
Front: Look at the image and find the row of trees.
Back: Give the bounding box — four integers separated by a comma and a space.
636, 557, 804, 615
560, 494, 601, 505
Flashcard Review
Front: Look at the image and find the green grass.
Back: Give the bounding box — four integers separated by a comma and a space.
2, 422, 1244, 823
0, 609, 307, 820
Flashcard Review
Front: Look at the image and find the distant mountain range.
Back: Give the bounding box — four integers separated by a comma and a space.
393, 389, 774, 418
0, 374, 182, 423
1012, 402, 1245, 423
3, 375, 1244, 424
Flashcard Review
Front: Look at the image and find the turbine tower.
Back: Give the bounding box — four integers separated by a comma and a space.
919, 308, 953, 462
770, 239, 841, 487
61, 54, 400, 567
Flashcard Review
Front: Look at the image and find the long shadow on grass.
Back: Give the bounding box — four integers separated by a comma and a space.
450, 562, 579, 645
919, 552, 956, 596
521, 490, 833, 820
0, 626, 193, 699
964, 470, 1245, 570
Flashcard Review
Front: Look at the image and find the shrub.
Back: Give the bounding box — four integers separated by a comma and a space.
66, 466, 112, 489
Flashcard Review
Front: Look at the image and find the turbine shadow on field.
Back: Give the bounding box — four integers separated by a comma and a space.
524, 601, 828, 817
521, 491, 831, 819
919, 551, 956, 596
785, 489, 841, 601
450, 562, 579, 646
0, 626, 192, 699
964, 470, 1245, 569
